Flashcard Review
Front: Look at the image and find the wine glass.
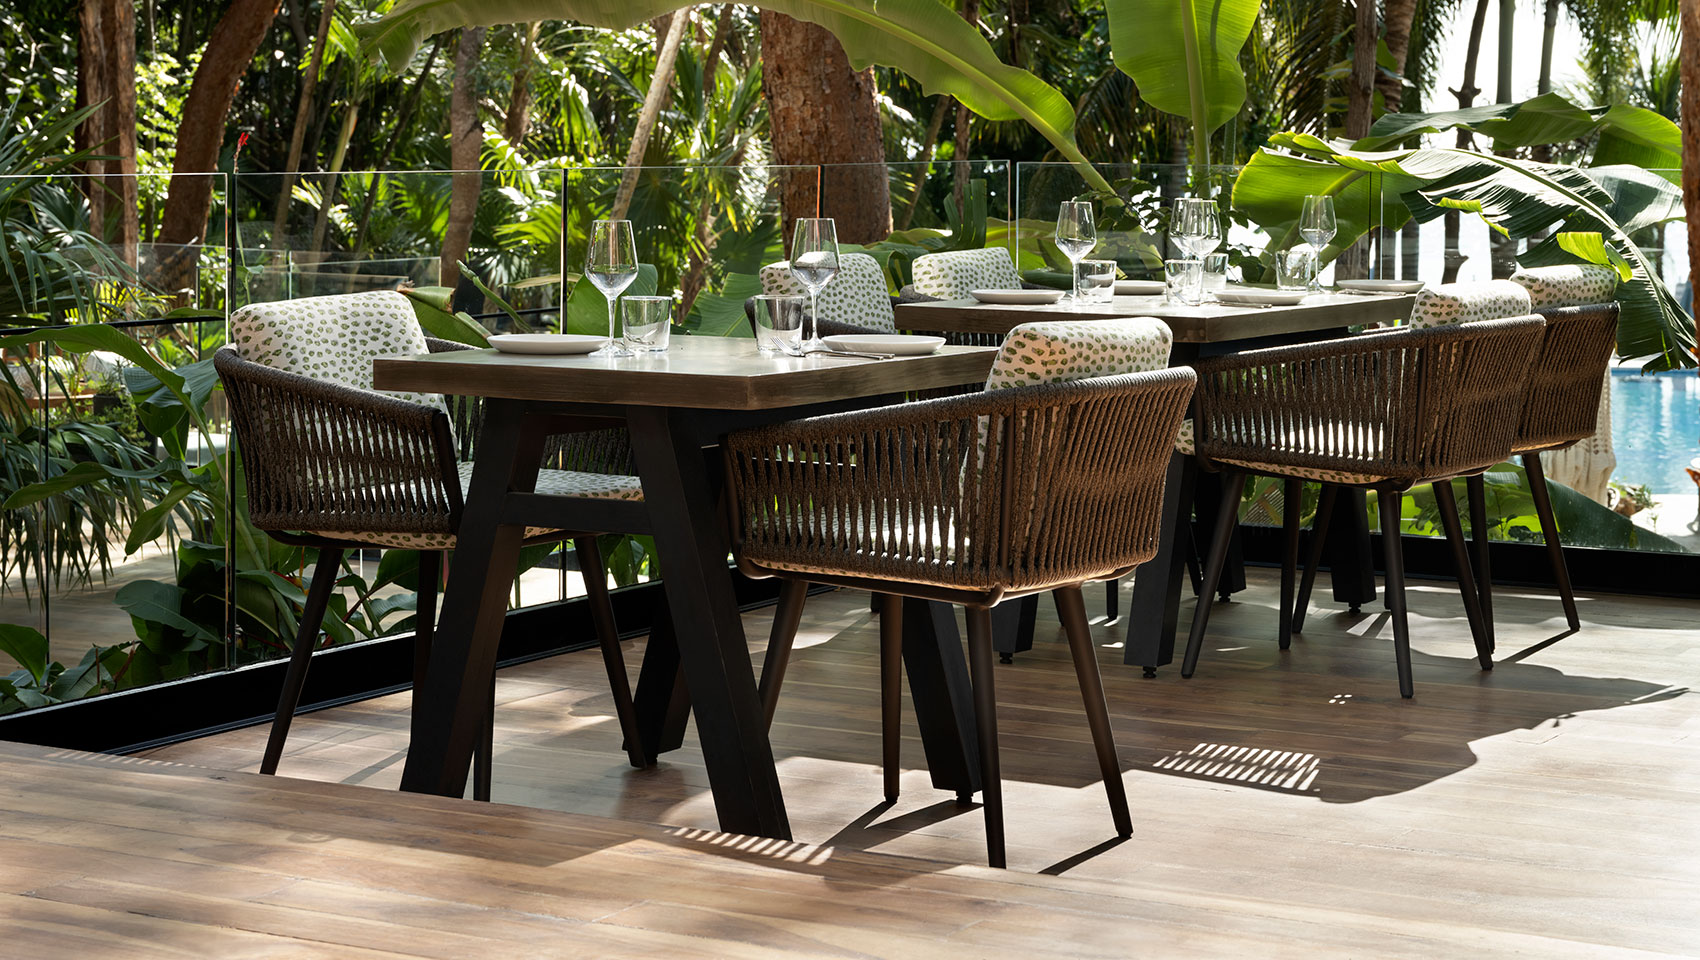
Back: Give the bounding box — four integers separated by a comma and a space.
790, 218, 840, 353
1299, 195, 1337, 292
585, 219, 638, 359
1173, 198, 1223, 259
1055, 201, 1097, 300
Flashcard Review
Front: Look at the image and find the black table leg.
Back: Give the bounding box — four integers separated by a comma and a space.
1194, 470, 1247, 600
1124, 452, 1197, 674
903, 599, 982, 798
401, 399, 545, 797
630, 604, 690, 763
992, 595, 1039, 663
625, 406, 790, 840
1326, 489, 1378, 610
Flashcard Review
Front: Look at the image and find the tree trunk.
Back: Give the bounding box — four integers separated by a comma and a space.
271, 0, 336, 250
611, 11, 690, 221
351, 35, 444, 258
953, 0, 980, 215
308, 102, 358, 257
760, 11, 892, 246
1538, 0, 1560, 96
1378, 0, 1417, 113
156, 0, 283, 256
898, 97, 951, 230
503, 22, 541, 146
441, 27, 486, 294
76, 0, 139, 268
1444, 0, 1493, 282
1496, 0, 1516, 104
1344, 0, 1379, 139
1682, 0, 1700, 350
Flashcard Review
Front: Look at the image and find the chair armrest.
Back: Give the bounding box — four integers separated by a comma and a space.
214, 347, 461, 535
1192, 316, 1545, 482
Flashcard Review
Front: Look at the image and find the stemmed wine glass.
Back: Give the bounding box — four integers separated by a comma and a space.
790, 218, 839, 353
1299, 195, 1337, 291
1172, 198, 1224, 301
1055, 201, 1097, 301
585, 219, 638, 358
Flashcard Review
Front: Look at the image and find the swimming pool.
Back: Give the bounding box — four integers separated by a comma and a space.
1610, 369, 1700, 493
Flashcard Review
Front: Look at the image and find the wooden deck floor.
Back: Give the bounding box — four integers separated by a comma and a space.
12, 570, 1699, 956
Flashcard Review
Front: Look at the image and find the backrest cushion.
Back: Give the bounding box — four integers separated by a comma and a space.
230, 290, 446, 413
1509, 264, 1620, 309
911, 247, 1023, 299
986, 318, 1173, 392
760, 252, 895, 332
1409, 280, 1533, 329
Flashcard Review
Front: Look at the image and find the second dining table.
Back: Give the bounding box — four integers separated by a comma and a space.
895, 289, 1419, 674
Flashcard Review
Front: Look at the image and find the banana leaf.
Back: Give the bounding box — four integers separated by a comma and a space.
1106, 0, 1262, 171
361, 0, 1109, 194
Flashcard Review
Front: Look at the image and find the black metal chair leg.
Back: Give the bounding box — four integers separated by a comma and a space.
1292, 484, 1338, 635
1055, 586, 1131, 838
964, 607, 1005, 869
261, 546, 344, 776
880, 593, 903, 803
1524, 453, 1580, 632
1181, 474, 1243, 679
413, 552, 440, 698
473, 672, 494, 802
1465, 474, 1495, 652
575, 538, 647, 768
757, 579, 810, 732
1185, 531, 1204, 597
1278, 478, 1302, 651
1433, 482, 1494, 672
1380, 496, 1415, 699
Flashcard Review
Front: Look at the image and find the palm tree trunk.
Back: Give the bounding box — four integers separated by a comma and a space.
76, 0, 139, 269
351, 35, 444, 258
611, 11, 690, 222
1681, 0, 1700, 334
440, 27, 485, 294
898, 97, 951, 231
1345, 0, 1379, 139
271, 0, 336, 253
1378, 0, 1418, 113
1496, 0, 1516, 104
953, 0, 981, 215
1444, 0, 1493, 282
308, 102, 358, 257
502, 22, 541, 146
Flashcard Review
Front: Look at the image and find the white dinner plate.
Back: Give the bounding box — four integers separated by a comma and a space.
1213, 287, 1310, 307
969, 288, 1065, 305
1336, 279, 1426, 294
1114, 279, 1167, 296
822, 334, 946, 356
488, 334, 608, 355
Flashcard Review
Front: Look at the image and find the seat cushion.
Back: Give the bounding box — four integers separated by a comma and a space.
911, 247, 1023, 300
761, 252, 895, 332
985, 317, 1172, 391
304, 464, 643, 549
1408, 280, 1533, 328
1214, 459, 1393, 485
230, 290, 446, 413
1509, 264, 1620, 309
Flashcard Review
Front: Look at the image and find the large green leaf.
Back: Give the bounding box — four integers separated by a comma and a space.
361, 0, 1108, 192
565, 263, 658, 337
0, 623, 49, 686
115, 580, 217, 648
683, 271, 759, 338
1355, 92, 1681, 171
1107, 0, 1262, 168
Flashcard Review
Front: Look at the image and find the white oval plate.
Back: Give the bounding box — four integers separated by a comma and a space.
1336, 279, 1426, 294
1115, 279, 1167, 296
969, 288, 1064, 305
1214, 287, 1310, 307
489, 334, 608, 355
822, 334, 946, 356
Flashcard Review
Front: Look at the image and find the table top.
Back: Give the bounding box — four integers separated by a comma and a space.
372, 335, 998, 410
894, 292, 1416, 342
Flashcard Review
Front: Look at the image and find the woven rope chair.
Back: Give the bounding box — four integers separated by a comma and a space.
215, 292, 649, 798
1182, 316, 1547, 698
725, 318, 1191, 867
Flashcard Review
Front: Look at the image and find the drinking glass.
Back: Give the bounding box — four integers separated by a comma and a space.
753, 294, 806, 356
1172, 198, 1223, 261
1276, 245, 1318, 291
622, 295, 671, 352
1165, 258, 1204, 306
586, 219, 638, 358
789, 218, 839, 353
1202, 252, 1230, 298
1299, 195, 1337, 292
1075, 259, 1116, 301
1055, 201, 1096, 300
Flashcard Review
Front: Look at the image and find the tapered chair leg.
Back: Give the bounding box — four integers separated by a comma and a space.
1181, 474, 1244, 678
261, 547, 345, 776
1292, 484, 1338, 635
1104, 578, 1119, 621
575, 538, 647, 768
1278, 478, 1302, 651
964, 607, 1005, 868
1185, 533, 1204, 597
1055, 586, 1132, 838
1524, 453, 1580, 632
879, 593, 903, 802
1379, 497, 1416, 699
1433, 482, 1494, 671
1465, 474, 1495, 652
757, 579, 809, 731
473, 673, 494, 802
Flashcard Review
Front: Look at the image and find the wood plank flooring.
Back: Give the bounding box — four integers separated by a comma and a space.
16, 569, 1700, 956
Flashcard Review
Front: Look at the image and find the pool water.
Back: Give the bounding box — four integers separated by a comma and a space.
1610, 370, 1700, 493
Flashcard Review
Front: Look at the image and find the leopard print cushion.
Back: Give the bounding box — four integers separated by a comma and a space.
761, 252, 895, 332
1509, 264, 1620, 309
230, 291, 445, 413
911, 247, 1023, 299
985, 317, 1172, 391
305, 463, 643, 549
1408, 280, 1533, 328
1215, 460, 1392, 485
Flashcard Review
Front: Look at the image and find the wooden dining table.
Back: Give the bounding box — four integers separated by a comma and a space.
895, 290, 1419, 674
373, 336, 998, 840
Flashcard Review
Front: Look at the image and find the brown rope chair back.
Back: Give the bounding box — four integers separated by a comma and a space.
1518, 302, 1619, 454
